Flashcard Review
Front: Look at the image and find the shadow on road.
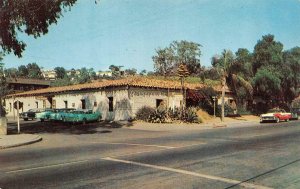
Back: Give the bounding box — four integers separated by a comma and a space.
7, 121, 133, 135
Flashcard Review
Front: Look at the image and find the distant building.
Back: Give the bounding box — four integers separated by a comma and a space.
42, 70, 57, 80
96, 71, 113, 77
6, 78, 51, 94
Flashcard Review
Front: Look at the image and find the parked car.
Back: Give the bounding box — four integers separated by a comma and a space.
62, 109, 101, 124
49, 108, 75, 121
260, 109, 292, 123
291, 108, 300, 120
36, 109, 55, 122
19, 108, 43, 121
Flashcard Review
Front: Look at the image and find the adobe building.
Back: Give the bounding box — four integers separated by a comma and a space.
5, 77, 234, 121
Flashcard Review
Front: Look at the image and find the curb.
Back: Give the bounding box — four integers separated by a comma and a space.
0, 136, 43, 149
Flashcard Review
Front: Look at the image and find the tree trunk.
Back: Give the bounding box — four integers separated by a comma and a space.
221, 76, 226, 122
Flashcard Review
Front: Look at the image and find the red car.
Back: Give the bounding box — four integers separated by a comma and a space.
260, 109, 292, 123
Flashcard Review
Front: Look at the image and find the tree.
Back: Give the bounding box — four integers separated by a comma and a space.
171, 40, 201, 75
152, 40, 202, 77
281, 47, 300, 103
252, 67, 281, 104
152, 47, 174, 77
125, 68, 137, 76
27, 63, 43, 79
0, 0, 77, 57
253, 34, 283, 74
0, 60, 9, 117
212, 50, 253, 121
17, 65, 28, 77
139, 69, 147, 76
109, 65, 123, 78
54, 67, 67, 79
4, 67, 18, 78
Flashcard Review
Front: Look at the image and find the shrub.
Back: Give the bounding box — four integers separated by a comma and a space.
168, 107, 181, 120
148, 108, 168, 123
182, 107, 199, 123
135, 106, 155, 121
216, 103, 234, 117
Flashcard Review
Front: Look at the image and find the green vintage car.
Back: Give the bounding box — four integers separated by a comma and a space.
36, 109, 55, 122
49, 108, 75, 121
62, 109, 101, 124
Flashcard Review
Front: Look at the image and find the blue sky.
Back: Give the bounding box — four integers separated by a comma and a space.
3, 0, 300, 72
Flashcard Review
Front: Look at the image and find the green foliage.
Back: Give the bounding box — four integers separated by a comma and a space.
50, 77, 72, 87
253, 34, 283, 73
182, 107, 199, 123
135, 106, 155, 121
54, 67, 67, 79
148, 107, 168, 123
152, 40, 201, 76
153, 47, 174, 77
252, 67, 281, 100
216, 103, 234, 117
168, 107, 181, 120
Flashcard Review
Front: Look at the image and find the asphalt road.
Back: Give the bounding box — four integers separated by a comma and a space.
1, 120, 300, 189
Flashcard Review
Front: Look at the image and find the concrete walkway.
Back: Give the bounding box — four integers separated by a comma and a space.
0, 134, 42, 149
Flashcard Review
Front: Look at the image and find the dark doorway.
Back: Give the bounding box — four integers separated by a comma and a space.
81, 99, 86, 109
64, 101, 68, 108
108, 97, 113, 112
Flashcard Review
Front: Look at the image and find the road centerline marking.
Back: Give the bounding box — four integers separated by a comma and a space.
102, 157, 272, 189
5, 160, 89, 174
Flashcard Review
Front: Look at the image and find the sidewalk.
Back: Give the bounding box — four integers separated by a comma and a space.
128, 115, 261, 131
0, 117, 43, 149
0, 134, 42, 149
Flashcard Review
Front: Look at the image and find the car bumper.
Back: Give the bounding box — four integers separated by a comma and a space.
260, 116, 277, 122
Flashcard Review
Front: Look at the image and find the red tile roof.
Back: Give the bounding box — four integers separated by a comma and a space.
7, 77, 227, 98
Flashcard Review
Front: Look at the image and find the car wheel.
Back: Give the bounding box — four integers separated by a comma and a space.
24, 118, 28, 121
40, 118, 44, 122
275, 117, 280, 123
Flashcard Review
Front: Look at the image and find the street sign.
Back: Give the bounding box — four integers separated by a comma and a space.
13, 101, 23, 109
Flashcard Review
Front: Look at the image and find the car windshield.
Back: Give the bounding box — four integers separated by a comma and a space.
267, 109, 284, 113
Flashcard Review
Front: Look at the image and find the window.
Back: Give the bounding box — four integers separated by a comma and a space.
35, 102, 38, 108
64, 101, 68, 108
72, 103, 75, 108
43, 100, 46, 108
156, 99, 163, 108
108, 97, 113, 112
94, 101, 97, 107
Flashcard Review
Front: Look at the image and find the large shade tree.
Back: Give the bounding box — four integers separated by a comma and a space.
0, 0, 77, 57
152, 40, 202, 76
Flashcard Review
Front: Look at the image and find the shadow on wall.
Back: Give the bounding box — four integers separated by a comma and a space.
114, 98, 133, 121
79, 94, 133, 121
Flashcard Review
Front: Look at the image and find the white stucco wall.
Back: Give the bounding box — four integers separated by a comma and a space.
129, 88, 183, 115
5, 87, 184, 121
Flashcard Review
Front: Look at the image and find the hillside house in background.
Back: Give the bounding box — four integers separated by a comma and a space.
6, 78, 51, 94
42, 70, 57, 80
96, 71, 113, 78
5, 77, 235, 121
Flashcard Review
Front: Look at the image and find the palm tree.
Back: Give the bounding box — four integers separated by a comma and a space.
213, 50, 253, 121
